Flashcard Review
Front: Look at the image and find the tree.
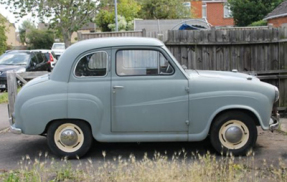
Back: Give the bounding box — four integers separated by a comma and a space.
18, 19, 36, 45
138, 0, 191, 19
108, 15, 134, 31
26, 29, 54, 49
0, 16, 7, 54
228, 0, 284, 26
95, 0, 140, 32
1, 0, 98, 47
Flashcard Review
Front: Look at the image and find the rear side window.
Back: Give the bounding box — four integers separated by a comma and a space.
75, 51, 108, 77
116, 50, 174, 76
36, 53, 44, 63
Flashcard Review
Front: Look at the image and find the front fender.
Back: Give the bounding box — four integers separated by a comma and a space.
188, 91, 272, 141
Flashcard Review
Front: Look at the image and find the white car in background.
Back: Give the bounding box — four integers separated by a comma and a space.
51, 43, 65, 59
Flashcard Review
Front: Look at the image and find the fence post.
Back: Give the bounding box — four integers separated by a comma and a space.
7, 71, 17, 118
142, 29, 146, 37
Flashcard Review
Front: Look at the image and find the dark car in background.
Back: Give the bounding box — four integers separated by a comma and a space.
0, 50, 51, 91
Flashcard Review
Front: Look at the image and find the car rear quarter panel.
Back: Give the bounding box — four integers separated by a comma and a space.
14, 79, 68, 134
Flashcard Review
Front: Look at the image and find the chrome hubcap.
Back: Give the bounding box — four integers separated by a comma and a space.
225, 126, 243, 143
60, 129, 78, 146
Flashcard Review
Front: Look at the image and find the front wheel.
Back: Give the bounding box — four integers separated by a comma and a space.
210, 111, 257, 156
47, 120, 93, 158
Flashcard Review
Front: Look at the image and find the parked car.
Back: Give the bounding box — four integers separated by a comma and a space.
9, 38, 280, 158
0, 50, 51, 91
31, 49, 58, 71
51, 43, 65, 59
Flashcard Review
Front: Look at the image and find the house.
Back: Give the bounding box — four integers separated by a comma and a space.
187, 0, 234, 27
0, 14, 22, 48
264, 1, 287, 28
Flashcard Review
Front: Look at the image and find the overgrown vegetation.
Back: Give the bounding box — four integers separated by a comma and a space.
0, 15, 7, 54
249, 20, 268, 26
228, 0, 284, 26
0, 151, 286, 182
26, 29, 54, 49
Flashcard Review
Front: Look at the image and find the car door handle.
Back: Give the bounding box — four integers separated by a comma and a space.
113, 86, 124, 89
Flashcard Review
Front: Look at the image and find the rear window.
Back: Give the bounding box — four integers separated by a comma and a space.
75, 51, 108, 77
52, 43, 65, 50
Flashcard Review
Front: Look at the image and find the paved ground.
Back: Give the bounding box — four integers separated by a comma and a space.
0, 103, 287, 170
0, 103, 9, 131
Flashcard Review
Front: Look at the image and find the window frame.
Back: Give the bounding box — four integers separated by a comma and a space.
115, 48, 175, 77
73, 51, 109, 78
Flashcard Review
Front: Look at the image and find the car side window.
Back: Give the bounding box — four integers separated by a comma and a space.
116, 50, 174, 76
36, 53, 44, 63
75, 51, 108, 77
30, 54, 38, 66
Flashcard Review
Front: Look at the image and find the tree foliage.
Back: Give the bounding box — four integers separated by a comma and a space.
26, 29, 54, 49
95, 0, 140, 32
228, 0, 284, 26
138, 0, 191, 19
1, 0, 98, 47
18, 19, 36, 45
108, 15, 134, 31
0, 16, 7, 54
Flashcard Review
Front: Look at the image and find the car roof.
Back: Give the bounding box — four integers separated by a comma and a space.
51, 37, 164, 82
6, 50, 42, 54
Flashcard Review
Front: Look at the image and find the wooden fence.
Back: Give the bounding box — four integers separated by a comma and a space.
165, 28, 287, 107
7, 71, 48, 118
78, 27, 287, 107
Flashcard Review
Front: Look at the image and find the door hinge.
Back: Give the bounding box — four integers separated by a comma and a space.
185, 120, 190, 126
185, 87, 190, 93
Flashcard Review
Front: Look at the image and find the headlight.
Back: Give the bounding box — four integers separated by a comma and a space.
274, 86, 279, 103
16, 68, 26, 73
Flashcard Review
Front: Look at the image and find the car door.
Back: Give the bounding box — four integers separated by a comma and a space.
111, 47, 189, 133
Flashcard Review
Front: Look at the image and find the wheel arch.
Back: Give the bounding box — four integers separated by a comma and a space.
43, 118, 93, 135
208, 107, 261, 134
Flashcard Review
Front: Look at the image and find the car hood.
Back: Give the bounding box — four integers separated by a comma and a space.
185, 69, 259, 81
0, 65, 26, 76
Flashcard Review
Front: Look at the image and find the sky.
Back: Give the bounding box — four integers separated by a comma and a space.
0, 5, 35, 31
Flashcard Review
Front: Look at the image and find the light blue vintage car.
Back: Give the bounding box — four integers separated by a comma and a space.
9, 37, 280, 158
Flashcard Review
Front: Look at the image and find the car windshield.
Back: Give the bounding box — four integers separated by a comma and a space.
0, 53, 30, 65
52, 43, 65, 50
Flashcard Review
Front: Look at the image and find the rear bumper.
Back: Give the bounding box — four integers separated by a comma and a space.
9, 115, 22, 134
269, 112, 280, 132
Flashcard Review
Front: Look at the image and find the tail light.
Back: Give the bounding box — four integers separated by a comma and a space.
48, 53, 54, 64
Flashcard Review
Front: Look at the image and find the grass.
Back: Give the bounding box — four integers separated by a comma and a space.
0, 91, 8, 104
0, 88, 21, 104
0, 151, 286, 182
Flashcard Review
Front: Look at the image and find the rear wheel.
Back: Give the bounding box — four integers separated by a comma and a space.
210, 111, 257, 156
47, 120, 92, 158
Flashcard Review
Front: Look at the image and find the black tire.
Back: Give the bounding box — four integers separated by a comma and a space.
47, 120, 93, 158
210, 111, 257, 156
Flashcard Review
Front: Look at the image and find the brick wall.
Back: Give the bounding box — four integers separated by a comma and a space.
191, 1, 202, 18
268, 16, 287, 28
206, 2, 234, 26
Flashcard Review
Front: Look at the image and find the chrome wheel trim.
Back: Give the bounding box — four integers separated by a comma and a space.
54, 123, 84, 153
219, 120, 249, 150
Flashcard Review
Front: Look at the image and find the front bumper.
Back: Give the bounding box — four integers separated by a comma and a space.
9, 115, 22, 134
269, 112, 280, 132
